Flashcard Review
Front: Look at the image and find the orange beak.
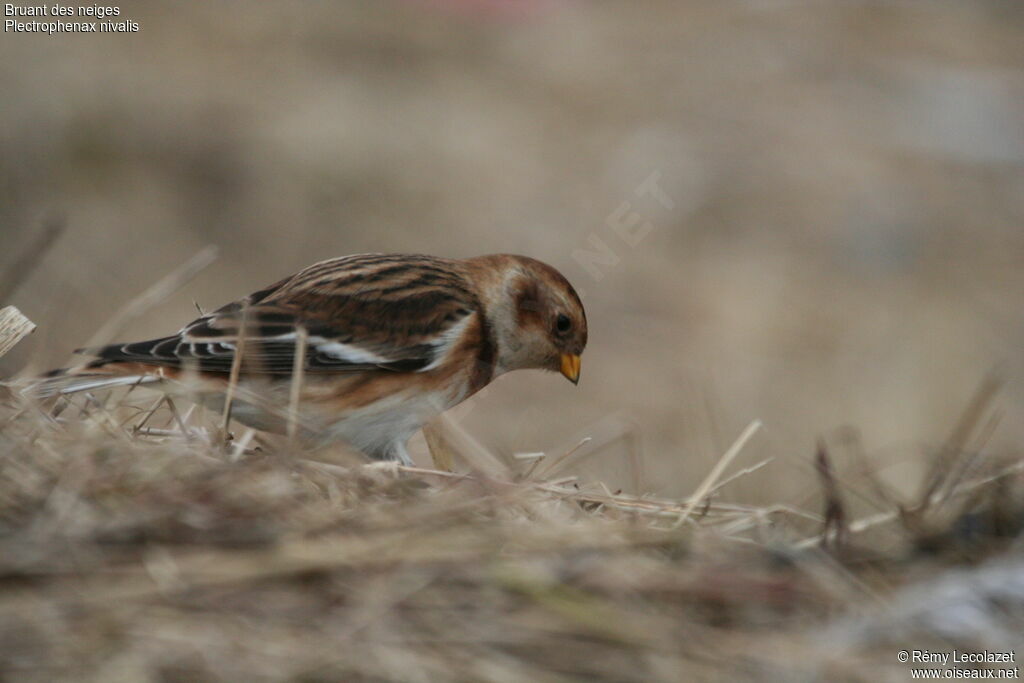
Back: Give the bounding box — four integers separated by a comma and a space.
560, 353, 582, 385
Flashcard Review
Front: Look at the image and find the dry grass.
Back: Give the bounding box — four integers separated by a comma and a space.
1, 363, 1022, 682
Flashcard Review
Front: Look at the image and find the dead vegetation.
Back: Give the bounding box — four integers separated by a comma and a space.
1, 329, 1022, 681
2, 246, 1022, 680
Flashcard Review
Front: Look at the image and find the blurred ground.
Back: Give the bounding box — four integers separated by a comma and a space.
2, 0, 1023, 506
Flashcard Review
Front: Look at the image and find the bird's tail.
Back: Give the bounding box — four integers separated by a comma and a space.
17, 366, 163, 400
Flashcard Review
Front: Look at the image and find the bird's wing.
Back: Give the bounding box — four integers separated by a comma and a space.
79, 254, 481, 375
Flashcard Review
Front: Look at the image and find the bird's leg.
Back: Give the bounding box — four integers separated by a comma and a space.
393, 441, 414, 467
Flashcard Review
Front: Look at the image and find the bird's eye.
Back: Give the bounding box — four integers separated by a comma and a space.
555, 313, 572, 334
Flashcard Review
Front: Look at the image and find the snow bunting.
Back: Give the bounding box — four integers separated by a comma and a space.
37, 254, 587, 464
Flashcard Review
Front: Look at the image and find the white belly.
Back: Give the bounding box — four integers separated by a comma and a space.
319, 392, 448, 464
200, 375, 468, 465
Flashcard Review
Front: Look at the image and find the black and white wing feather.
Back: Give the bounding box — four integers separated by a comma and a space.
78, 254, 482, 376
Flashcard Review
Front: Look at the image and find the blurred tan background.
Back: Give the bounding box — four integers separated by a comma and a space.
2, 0, 1022, 502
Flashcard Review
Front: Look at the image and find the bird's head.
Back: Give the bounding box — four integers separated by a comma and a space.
473, 255, 587, 384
